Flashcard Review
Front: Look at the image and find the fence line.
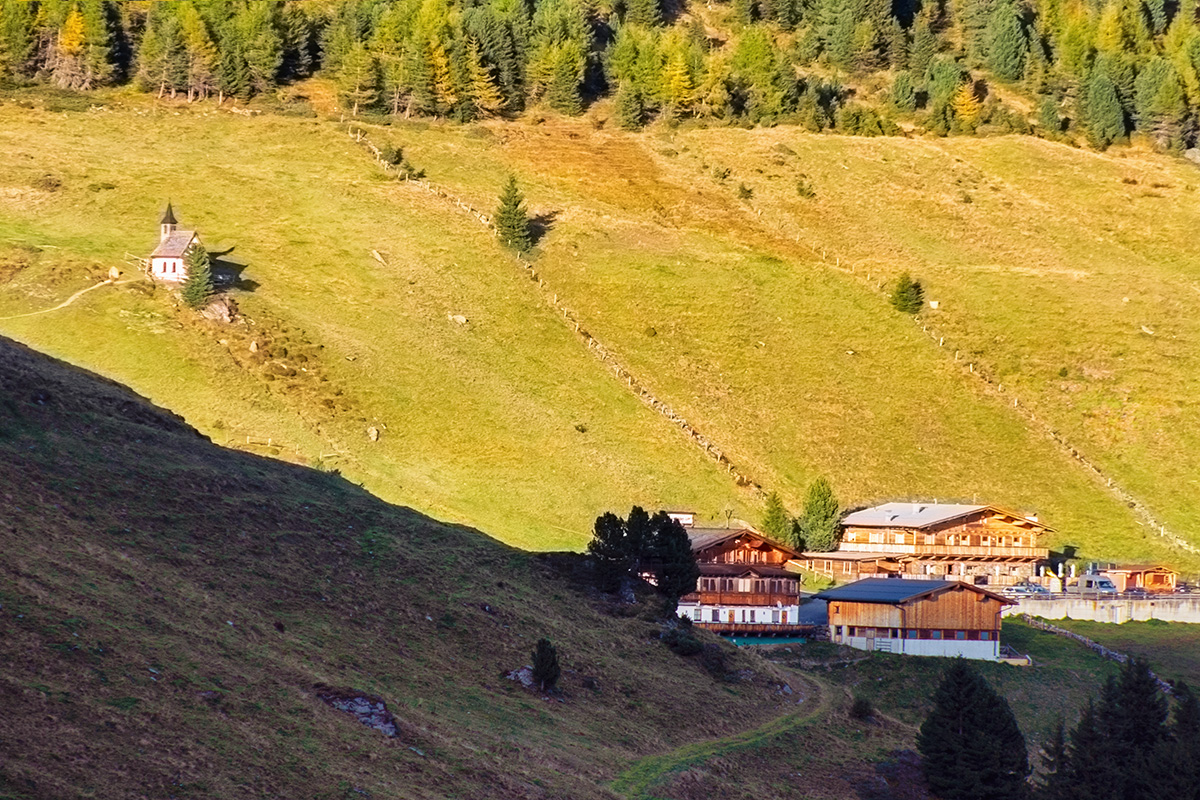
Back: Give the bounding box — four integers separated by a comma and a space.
768, 211, 1196, 555
346, 126, 763, 494
1019, 614, 1175, 695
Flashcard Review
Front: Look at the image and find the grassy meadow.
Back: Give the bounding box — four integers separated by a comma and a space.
1, 87, 1199, 569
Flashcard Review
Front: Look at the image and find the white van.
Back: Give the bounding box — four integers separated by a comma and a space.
1068, 574, 1118, 595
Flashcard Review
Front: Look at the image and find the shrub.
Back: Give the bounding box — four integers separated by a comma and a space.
736, 183, 754, 200
532, 638, 560, 691
700, 643, 728, 677
796, 176, 817, 198
662, 627, 703, 656
890, 272, 925, 314
850, 695, 874, 720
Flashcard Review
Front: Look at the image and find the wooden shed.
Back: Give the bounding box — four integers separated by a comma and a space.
815, 578, 1014, 660
1100, 565, 1178, 593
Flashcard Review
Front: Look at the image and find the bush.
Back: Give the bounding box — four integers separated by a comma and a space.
796, 175, 817, 199
532, 638, 560, 691
700, 643, 728, 677
890, 272, 925, 314
736, 183, 754, 200
850, 695, 874, 720
662, 627, 703, 656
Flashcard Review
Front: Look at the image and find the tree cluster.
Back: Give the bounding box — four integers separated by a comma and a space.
2, 0, 1197, 149
1036, 659, 1200, 800
759, 477, 841, 552
919, 657, 1200, 800
588, 506, 700, 611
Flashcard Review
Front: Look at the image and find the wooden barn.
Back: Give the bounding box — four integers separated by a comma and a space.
815, 578, 1014, 660
1100, 565, 1178, 593
676, 524, 810, 636
832, 503, 1052, 587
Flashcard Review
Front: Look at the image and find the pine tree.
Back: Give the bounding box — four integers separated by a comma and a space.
959, 0, 994, 68
52, 6, 88, 89
908, 7, 939, 79
237, 1, 282, 95
217, 20, 251, 102
337, 41, 378, 116
179, 2, 218, 101
531, 638, 560, 691
614, 79, 644, 129
886, 17, 907, 70
890, 271, 924, 313
181, 244, 215, 310
951, 81, 982, 131
495, 175, 532, 251
545, 40, 584, 115
648, 513, 700, 609
800, 477, 840, 552
625, 0, 662, 27
429, 38, 457, 112
663, 50, 694, 112
1086, 70, 1125, 149
986, 1, 1028, 82
0, 0, 34, 81
588, 511, 631, 590
761, 491, 793, 543
466, 38, 505, 116
890, 70, 917, 112
1035, 719, 1071, 799
137, 10, 187, 98
917, 661, 1029, 800
1038, 95, 1062, 134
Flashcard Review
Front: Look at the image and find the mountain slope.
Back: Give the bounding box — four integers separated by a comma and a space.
0, 334, 804, 799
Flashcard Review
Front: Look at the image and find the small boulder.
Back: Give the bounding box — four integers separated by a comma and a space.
1185, 148, 1200, 166
367, 426, 380, 441
448, 314, 469, 326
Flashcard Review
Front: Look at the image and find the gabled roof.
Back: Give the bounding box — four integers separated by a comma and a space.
151, 230, 198, 259
160, 202, 177, 225
686, 527, 804, 560
814, 578, 1013, 605
841, 502, 1053, 532
1102, 565, 1178, 574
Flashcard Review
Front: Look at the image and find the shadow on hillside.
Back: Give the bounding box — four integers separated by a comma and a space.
208, 246, 258, 292
530, 211, 558, 247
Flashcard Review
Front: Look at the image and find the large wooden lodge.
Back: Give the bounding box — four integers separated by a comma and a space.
674, 521, 810, 636
800, 503, 1052, 588
816, 578, 1014, 660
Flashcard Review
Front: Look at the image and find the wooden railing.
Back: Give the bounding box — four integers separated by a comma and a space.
682, 591, 800, 606
838, 543, 1048, 559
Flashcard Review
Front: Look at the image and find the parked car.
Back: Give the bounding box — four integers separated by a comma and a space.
1122, 587, 1150, 599
1175, 582, 1195, 594
1001, 582, 1052, 598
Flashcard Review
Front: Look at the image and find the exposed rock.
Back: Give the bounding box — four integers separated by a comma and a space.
201, 297, 238, 324
1185, 148, 1200, 165
581, 676, 600, 692
107, 266, 121, 281
316, 686, 398, 737
249, 340, 258, 353
506, 665, 535, 689
367, 426, 380, 441
448, 314, 469, 326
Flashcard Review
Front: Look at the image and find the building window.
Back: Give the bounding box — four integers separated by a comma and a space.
980, 631, 991, 641
749, 610, 756, 623
931, 630, 943, 640
848, 626, 857, 636
890, 629, 899, 639
906, 630, 917, 639
835, 626, 843, 636
772, 610, 780, 623
711, 609, 720, 623
955, 631, 966, 640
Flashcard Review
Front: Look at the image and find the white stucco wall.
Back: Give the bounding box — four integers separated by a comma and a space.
834, 632, 999, 660
678, 602, 803, 626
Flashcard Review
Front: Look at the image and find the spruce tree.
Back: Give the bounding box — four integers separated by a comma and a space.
951, 81, 982, 131
648, 513, 700, 609
0, 0, 34, 81
761, 491, 793, 543
890, 271, 924, 313
531, 638, 560, 691
466, 38, 505, 116
890, 70, 917, 112
799, 477, 840, 552
545, 41, 584, 115
986, 1, 1028, 82
237, 1, 282, 95
1035, 719, 1071, 800
588, 511, 631, 591
625, 0, 663, 27
908, 7, 938, 80
614, 80, 644, 129
337, 42, 378, 116
181, 244, 215, 310
494, 175, 532, 252
1086, 70, 1126, 149
1038, 95, 1062, 134
917, 661, 1029, 800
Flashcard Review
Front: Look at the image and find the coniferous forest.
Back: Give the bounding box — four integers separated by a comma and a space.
1, 0, 1199, 149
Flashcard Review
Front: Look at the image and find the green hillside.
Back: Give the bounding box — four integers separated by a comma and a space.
2, 93, 1198, 571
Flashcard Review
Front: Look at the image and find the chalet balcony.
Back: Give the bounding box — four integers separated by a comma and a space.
694, 621, 821, 637
838, 543, 1048, 559
682, 591, 801, 606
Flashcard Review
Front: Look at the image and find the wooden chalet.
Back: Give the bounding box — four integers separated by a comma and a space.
676, 523, 812, 636
805, 502, 1052, 587
816, 578, 1015, 660
1100, 565, 1178, 593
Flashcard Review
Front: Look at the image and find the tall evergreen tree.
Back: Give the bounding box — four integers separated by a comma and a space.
179, 2, 218, 101
761, 491, 793, 543
1035, 719, 1071, 800
1086, 70, 1126, 149
466, 37, 505, 116
137, 9, 187, 97
588, 511, 632, 590
646, 513, 700, 609
337, 41, 378, 115
890, 271, 925, 313
890, 69, 917, 112
494, 175, 532, 251
625, 0, 663, 27
531, 638, 561, 691
181, 244, 215, 310
614, 79, 644, 129
908, 6, 939, 79
216, 19, 251, 102
800, 477, 840, 551
986, 1, 1028, 82
917, 661, 1029, 800
237, 1, 282, 95
0, 0, 34, 81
